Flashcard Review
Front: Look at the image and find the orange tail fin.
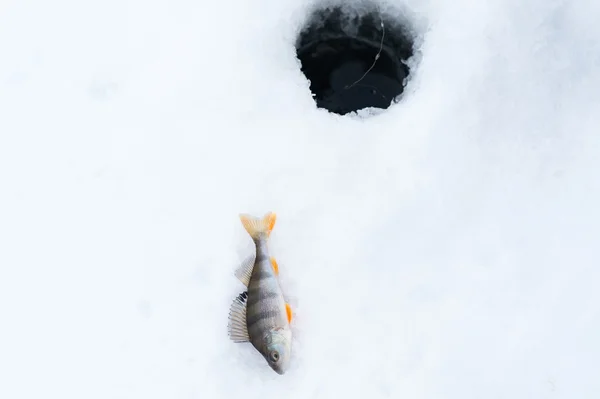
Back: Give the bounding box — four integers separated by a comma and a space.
239, 212, 276, 239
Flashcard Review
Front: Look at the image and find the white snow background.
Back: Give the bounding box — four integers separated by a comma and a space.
1, 0, 599, 398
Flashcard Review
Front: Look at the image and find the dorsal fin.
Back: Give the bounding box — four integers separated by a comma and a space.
227, 291, 250, 342
234, 255, 255, 287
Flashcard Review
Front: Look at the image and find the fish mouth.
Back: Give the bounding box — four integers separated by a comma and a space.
266, 357, 288, 375
265, 357, 288, 375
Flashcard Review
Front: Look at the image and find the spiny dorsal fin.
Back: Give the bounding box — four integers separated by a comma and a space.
228, 291, 249, 343
235, 255, 255, 287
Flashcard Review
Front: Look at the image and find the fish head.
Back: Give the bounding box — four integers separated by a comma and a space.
262, 327, 292, 375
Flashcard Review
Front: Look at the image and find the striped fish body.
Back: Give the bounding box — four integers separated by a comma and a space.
246, 239, 289, 350
228, 212, 293, 375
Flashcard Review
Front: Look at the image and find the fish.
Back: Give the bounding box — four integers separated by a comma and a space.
227, 212, 293, 375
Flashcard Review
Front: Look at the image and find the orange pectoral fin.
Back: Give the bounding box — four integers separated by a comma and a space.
270, 257, 279, 275
285, 303, 292, 323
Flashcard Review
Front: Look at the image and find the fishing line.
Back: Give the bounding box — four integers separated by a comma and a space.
344, 9, 385, 90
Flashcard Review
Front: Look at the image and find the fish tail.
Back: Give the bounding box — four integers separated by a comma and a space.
239, 212, 276, 240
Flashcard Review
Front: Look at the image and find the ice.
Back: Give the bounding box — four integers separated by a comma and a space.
1, 0, 599, 398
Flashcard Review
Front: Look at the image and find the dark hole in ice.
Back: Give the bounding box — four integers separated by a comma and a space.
296, 5, 414, 115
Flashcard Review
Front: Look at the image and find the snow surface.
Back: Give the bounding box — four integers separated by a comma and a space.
1, 0, 599, 398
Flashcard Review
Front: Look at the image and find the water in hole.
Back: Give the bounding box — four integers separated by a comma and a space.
296, 6, 414, 115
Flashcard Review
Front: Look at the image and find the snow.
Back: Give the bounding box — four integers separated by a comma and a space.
1, 0, 599, 398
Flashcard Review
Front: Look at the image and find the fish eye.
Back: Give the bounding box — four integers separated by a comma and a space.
270, 351, 280, 362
